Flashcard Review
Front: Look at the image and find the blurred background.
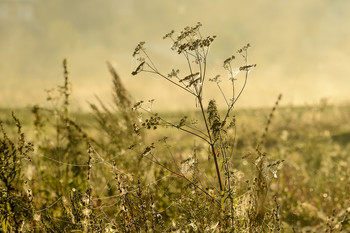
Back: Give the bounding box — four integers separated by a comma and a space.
1, 0, 349, 111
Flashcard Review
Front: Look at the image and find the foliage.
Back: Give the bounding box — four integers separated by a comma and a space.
0, 113, 34, 232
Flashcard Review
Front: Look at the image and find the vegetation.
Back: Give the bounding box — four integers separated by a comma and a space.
0, 24, 349, 232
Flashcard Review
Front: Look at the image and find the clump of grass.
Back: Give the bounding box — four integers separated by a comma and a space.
89, 62, 139, 156
0, 113, 34, 232
31, 59, 92, 200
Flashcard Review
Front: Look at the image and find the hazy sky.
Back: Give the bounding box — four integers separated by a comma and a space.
1, 0, 349, 110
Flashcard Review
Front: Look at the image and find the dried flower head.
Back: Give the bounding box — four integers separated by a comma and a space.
132, 41, 146, 57
163, 30, 175, 39
209, 75, 221, 83
132, 61, 145, 76
239, 64, 257, 72
168, 69, 180, 78
237, 43, 251, 54
223, 55, 235, 69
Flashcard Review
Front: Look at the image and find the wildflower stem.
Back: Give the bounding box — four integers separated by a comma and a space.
217, 83, 230, 107
198, 97, 224, 192
156, 71, 196, 96
142, 50, 158, 72
141, 107, 210, 143
222, 59, 249, 128
144, 153, 221, 206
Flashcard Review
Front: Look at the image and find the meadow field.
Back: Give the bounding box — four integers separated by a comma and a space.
1, 24, 350, 232
1, 96, 349, 232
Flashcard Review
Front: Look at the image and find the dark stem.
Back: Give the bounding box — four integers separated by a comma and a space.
141, 108, 210, 144
197, 96, 223, 192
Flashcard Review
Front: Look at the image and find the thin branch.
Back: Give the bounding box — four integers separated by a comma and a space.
156, 71, 196, 96
140, 107, 210, 144
144, 153, 221, 207
217, 83, 230, 107
222, 73, 248, 128
141, 50, 158, 72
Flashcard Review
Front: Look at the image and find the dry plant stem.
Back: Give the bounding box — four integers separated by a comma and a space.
162, 59, 223, 192
144, 153, 221, 207
141, 107, 210, 143
228, 63, 235, 100
219, 134, 231, 190
259, 94, 283, 146
163, 141, 213, 193
217, 83, 230, 107
166, 120, 209, 143
163, 142, 182, 175
188, 42, 224, 193
62, 58, 69, 121
178, 43, 223, 192
141, 51, 195, 96
223, 73, 248, 126
144, 69, 195, 96
197, 97, 224, 192
199, 49, 209, 97
222, 50, 249, 127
